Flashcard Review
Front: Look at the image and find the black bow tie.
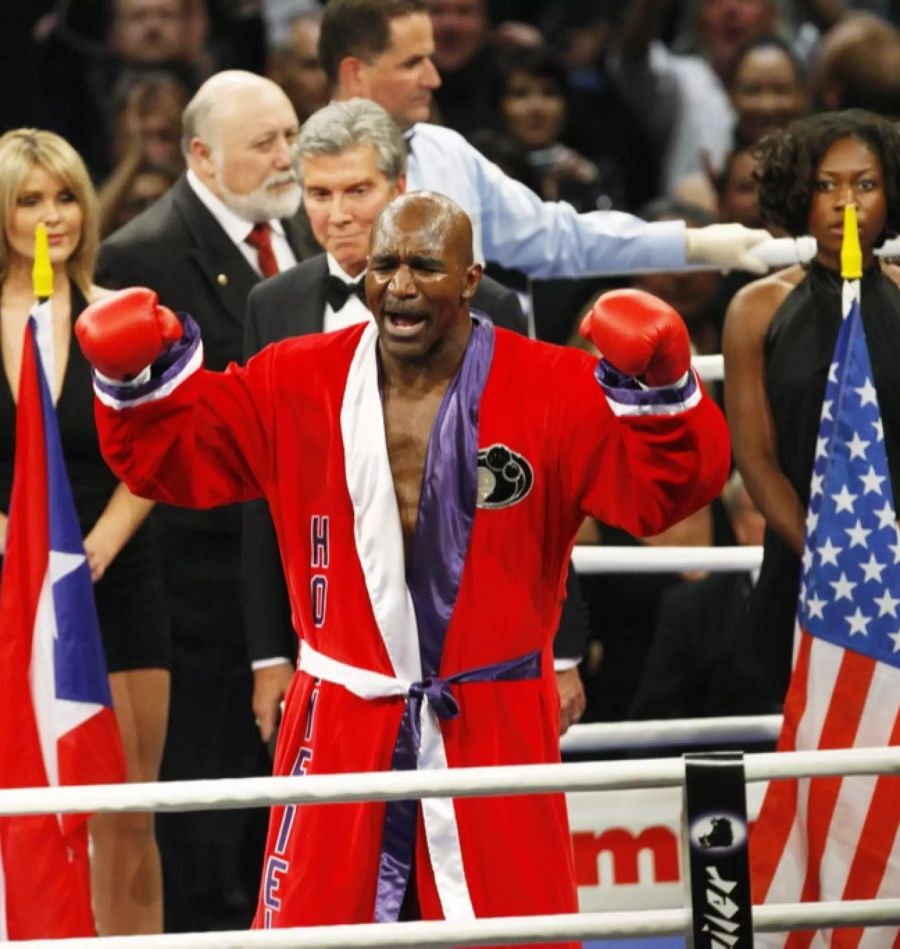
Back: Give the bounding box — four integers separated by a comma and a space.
325, 274, 366, 311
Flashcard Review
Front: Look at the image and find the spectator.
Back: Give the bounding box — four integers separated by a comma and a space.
96, 70, 314, 932
467, 45, 629, 347
105, 71, 188, 178
724, 109, 900, 700
266, 11, 330, 122
108, 0, 188, 67
611, 0, 781, 194
630, 471, 775, 720
98, 73, 186, 237
716, 141, 763, 228
427, 0, 498, 135
676, 0, 780, 79
711, 141, 766, 317
537, 3, 662, 211
94, 1, 202, 180
667, 33, 806, 240
262, 0, 324, 45
0, 128, 170, 935
99, 160, 180, 237
813, 12, 900, 114
727, 34, 809, 145
479, 44, 619, 210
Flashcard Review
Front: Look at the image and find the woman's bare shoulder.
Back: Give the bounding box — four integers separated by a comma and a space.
724, 265, 804, 346
86, 284, 116, 304
730, 265, 804, 313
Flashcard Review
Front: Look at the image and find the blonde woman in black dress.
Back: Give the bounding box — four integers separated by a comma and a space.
0, 128, 170, 935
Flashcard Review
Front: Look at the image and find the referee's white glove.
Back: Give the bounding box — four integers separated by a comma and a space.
685, 223, 773, 274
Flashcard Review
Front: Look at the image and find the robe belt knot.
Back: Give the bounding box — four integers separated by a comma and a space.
407, 676, 460, 721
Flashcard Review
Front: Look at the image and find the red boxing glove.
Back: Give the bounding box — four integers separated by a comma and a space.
579, 288, 691, 387
75, 287, 182, 380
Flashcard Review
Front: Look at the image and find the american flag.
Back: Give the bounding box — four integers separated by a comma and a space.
750, 275, 900, 947
0, 302, 125, 938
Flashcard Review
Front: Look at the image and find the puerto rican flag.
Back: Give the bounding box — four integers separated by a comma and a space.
750, 277, 900, 946
0, 304, 125, 938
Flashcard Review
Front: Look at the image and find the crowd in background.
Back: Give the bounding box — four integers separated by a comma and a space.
2, 0, 900, 936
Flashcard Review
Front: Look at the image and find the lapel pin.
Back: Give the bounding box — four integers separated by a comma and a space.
217, 273, 228, 286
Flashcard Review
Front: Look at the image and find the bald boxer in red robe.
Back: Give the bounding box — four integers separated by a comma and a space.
76, 192, 729, 947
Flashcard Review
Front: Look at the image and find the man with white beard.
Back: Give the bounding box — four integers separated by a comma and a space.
96, 70, 317, 934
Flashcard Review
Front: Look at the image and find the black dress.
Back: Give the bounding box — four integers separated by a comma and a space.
750, 261, 900, 702
0, 283, 170, 672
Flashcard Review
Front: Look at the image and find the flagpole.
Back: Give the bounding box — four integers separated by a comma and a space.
31, 223, 55, 388
841, 203, 862, 307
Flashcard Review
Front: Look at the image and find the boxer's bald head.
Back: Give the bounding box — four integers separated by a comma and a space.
366, 192, 481, 368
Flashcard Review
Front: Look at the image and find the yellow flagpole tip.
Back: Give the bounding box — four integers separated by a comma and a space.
841, 204, 862, 280
32, 223, 54, 299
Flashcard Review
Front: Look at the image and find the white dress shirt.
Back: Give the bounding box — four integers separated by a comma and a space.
186, 169, 297, 275
323, 255, 371, 332
404, 123, 686, 277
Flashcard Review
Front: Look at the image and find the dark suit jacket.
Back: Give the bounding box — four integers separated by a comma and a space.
96, 173, 317, 535
241, 253, 589, 665
629, 573, 777, 721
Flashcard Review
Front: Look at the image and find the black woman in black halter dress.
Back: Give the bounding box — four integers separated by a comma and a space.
723, 110, 900, 704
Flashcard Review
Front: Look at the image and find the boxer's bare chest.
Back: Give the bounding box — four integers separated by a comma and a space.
383, 383, 450, 559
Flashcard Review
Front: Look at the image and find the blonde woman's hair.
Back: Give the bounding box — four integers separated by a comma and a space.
0, 128, 99, 294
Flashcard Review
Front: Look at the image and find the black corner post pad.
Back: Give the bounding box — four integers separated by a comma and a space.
682, 751, 755, 948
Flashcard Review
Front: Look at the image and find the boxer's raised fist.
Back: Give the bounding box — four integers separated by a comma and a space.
75, 287, 182, 380
579, 288, 691, 387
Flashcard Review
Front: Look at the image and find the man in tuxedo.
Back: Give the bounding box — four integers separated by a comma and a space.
243, 98, 589, 745
96, 70, 317, 932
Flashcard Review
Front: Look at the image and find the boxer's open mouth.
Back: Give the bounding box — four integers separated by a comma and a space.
385, 312, 427, 336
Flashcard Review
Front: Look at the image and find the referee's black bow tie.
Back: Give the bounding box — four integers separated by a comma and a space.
325, 274, 367, 311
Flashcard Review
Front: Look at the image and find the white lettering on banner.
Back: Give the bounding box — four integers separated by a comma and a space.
705, 866, 737, 894
565, 784, 766, 913
702, 867, 742, 946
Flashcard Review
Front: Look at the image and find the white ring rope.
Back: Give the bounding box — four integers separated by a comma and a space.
571, 544, 762, 573
560, 714, 783, 753
691, 353, 723, 382
14, 900, 900, 947
0, 747, 896, 817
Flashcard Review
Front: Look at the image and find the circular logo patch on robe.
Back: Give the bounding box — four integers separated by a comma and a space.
476, 444, 533, 509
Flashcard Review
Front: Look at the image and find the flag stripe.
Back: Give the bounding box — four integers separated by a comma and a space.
758, 634, 844, 918
0, 322, 52, 790
0, 847, 6, 940
822, 660, 900, 905
834, 707, 900, 948
751, 630, 813, 902
796, 650, 875, 905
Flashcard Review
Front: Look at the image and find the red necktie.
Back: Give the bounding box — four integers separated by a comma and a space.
246, 222, 279, 278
